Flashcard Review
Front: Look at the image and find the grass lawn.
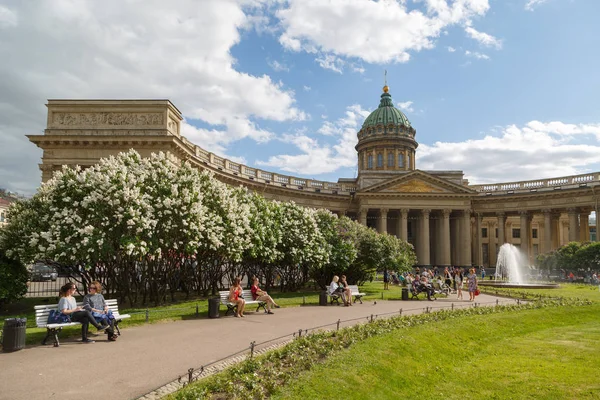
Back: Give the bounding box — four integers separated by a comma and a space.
273, 303, 600, 400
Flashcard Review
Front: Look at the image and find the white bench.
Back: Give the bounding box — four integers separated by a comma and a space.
218, 289, 267, 316
348, 285, 365, 304
35, 299, 131, 347
327, 285, 365, 305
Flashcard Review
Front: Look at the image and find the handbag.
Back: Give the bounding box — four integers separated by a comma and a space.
47, 309, 71, 324
474, 288, 480, 296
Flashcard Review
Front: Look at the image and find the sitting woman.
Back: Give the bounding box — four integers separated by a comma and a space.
329, 275, 347, 305
83, 281, 117, 341
339, 275, 353, 306
250, 277, 280, 314
229, 277, 246, 318
58, 283, 109, 343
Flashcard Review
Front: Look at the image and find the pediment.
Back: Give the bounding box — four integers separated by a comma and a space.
361, 170, 475, 194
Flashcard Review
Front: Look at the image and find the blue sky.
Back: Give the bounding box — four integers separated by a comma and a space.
1, 0, 599, 194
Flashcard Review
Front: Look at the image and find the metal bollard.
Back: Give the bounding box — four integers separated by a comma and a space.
250, 341, 256, 358
336, 319, 341, 331
496, 299, 499, 305
145, 309, 149, 322
399, 308, 403, 316
370, 314, 374, 322
451, 303, 454, 310
517, 299, 520, 305
188, 368, 194, 383
196, 303, 199, 317
298, 329, 302, 338
381, 292, 384, 300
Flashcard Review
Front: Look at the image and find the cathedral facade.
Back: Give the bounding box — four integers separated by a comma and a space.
28, 89, 599, 268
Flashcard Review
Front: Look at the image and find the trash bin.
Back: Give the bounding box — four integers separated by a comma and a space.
319, 291, 328, 306
401, 288, 409, 301
2, 318, 27, 352
208, 297, 220, 319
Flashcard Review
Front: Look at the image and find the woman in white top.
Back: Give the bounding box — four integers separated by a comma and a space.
329, 275, 347, 305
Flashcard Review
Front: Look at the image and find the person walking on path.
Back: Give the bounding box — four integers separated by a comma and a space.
456, 268, 464, 300
229, 277, 246, 318
250, 277, 280, 314
467, 268, 479, 302
58, 282, 108, 343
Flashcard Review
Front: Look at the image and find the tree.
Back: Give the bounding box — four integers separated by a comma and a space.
0, 249, 29, 305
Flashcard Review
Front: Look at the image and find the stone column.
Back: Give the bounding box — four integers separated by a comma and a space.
520, 211, 531, 263
488, 221, 497, 267
397, 209, 409, 241
439, 209, 451, 266
379, 208, 388, 234
461, 210, 472, 267
551, 213, 560, 249
580, 211, 590, 242
568, 208, 579, 242
542, 209, 552, 253
383, 149, 388, 171
417, 209, 431, 266
497, 212, 506, 255
475, 213, 483, 266
358, 208, 367, 226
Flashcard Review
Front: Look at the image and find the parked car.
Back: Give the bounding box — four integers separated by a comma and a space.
30, 264, 58, 281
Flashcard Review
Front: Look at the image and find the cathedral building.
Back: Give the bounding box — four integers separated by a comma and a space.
28, 87, 599, 268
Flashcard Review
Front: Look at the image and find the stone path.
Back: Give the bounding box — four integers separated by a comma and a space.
0, 294, 517, 400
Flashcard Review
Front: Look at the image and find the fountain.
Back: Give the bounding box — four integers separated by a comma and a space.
480, 243, 559, 289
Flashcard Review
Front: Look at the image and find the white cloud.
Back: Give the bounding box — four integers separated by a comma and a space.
525, 0, 550, 11
0, 0, 306, 193
447, 46, 457, 52
465, 50, 490, 60
315, 54, 345, 73
0, 5, 17, 28
276, 0, 491, 70
397, 101, 414, 113
268, 59, 290, 72
303, 85, 311, 91
257, 104, 371, 175
464, 26, 502, 49
351, 64, 366, 74
417, 121, 600, 183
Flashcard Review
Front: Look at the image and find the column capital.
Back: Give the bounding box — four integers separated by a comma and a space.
541, 208, 553, 214
462, 209, 472, 217
421, 208, 431, 215
400, 208, 410, 215
496, 211, 506, 218
567, 207, 579, 214
475, 212, 483, 220
380, 208, 389, 215
442, 209, 452, 217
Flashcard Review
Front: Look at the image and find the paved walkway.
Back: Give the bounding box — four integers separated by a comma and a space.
0, 294, 517, 400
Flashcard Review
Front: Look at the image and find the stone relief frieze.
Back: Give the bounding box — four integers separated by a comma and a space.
168, 118, 179, 135
52, 112, 164, 127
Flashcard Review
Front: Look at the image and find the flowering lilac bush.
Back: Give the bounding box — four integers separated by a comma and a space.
0, 150, 416, 304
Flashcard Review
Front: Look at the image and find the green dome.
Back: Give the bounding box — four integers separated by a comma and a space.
362, 90, 412, 129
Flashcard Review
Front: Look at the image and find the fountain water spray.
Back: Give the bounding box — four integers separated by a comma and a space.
495, 243, 527, 284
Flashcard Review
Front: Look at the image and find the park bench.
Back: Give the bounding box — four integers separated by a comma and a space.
408, 283, 436, 300
35, 299, 130, 347
432, 281, 451, 296
327, 285, 365, 305
348, 285, 365, 304
218, 289, 267, 316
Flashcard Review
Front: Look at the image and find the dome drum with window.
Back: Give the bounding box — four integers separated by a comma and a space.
356, 86, 418, 172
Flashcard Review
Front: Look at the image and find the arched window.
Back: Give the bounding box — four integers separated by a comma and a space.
377, 153, 383, 168
398, 153, 404, 168
387, 152, 394, 167
407, 154, 412, 169
367, 155, 373, 169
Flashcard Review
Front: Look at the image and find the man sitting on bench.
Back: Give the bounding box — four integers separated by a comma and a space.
418, 275, 435, 301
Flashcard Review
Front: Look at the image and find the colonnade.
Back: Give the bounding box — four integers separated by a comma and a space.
354, 207, 594, 268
